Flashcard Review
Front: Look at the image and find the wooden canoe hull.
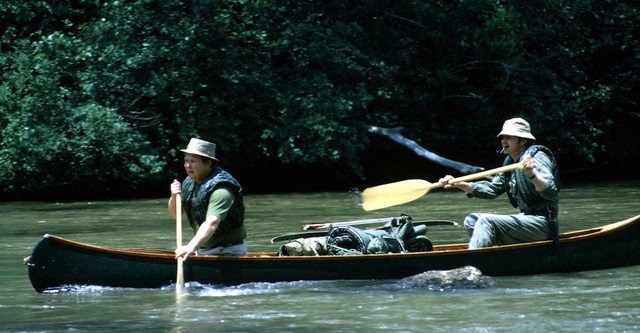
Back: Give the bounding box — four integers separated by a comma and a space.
26, 215, 640, 292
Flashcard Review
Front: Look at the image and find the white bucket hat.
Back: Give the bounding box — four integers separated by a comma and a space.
497, 118, 536, 140
180, 138, 218, 161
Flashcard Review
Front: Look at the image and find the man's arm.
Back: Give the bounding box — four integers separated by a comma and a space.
175, 187, 235, 259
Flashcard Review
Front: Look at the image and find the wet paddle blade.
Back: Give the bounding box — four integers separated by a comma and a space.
361, 179, 434, 211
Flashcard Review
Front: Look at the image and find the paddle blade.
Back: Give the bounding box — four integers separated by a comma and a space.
176, 258, 185, 289
361, 179, 433, 211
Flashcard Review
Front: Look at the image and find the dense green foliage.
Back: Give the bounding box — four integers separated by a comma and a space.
1, 0, 638, 199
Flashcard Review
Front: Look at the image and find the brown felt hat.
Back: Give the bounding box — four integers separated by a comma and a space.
180, 138, 218, 161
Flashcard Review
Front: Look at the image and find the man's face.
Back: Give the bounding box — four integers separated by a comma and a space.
500, 135, 526, 155
183, 153, 211, 183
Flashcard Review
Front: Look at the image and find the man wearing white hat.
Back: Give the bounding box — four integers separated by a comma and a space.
169, 138, 246, 258
439, 118, 560, 249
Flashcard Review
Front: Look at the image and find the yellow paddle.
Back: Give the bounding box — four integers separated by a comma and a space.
361, 161, 525, 211
175, 193, 185, 292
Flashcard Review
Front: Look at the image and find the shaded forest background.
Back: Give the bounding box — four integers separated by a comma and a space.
1, 0, 638, 200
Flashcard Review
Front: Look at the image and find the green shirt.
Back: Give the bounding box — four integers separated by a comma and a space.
206, 186, 235, 221
191, 184, 246, 248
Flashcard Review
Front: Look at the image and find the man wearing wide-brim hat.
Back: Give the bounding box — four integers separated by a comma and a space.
169, 138, 246, 257
438, 118, 560, 249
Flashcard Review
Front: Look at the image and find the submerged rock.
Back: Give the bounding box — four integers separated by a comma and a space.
395, 266, 494, 290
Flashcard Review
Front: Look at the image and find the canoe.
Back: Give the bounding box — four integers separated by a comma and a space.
26, 214, 640, 293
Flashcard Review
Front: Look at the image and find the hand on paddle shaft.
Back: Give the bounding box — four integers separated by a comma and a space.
439, 157, 538, 194
438, 175, 473, 193
170, 180, 197, 261
169, 179, 182, 220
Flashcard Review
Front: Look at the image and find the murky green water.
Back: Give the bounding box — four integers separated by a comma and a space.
2, 181, 639, 332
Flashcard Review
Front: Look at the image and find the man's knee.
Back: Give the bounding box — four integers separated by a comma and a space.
467, 216, 497, 249
464, 214, 479, 228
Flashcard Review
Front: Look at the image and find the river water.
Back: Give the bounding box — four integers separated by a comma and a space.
1, 181, 639, 332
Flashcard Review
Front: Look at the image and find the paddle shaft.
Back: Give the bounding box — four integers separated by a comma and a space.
175, 194, 185, 289
273, 220, 459, 243
303, 216, 406, 230
447, 161, 525, 184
